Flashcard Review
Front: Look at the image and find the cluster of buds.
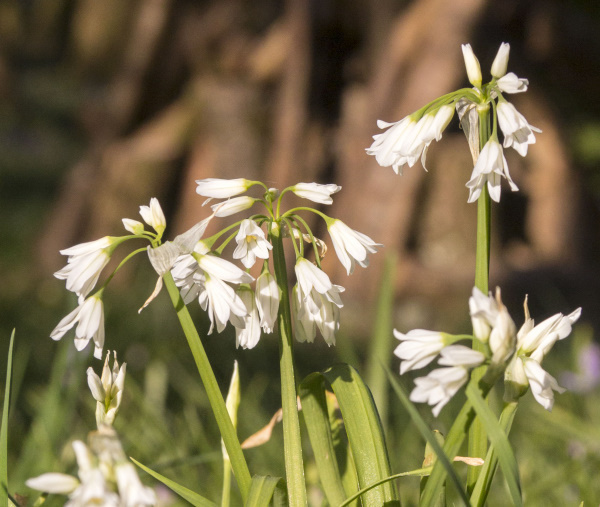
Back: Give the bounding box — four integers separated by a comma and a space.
367, 42, 540, 204
394, 287, 581, 416
27, 353, 156, 506
51, 178, 381, 357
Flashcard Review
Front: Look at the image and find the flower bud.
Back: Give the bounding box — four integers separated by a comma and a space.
461, 44, 482, 88
491, 42, 510, 78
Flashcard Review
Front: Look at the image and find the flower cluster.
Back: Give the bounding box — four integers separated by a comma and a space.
394, 287, 581, 416
26, 354, 155, 507
51, 180, 381, 356
367, 42, 540, 204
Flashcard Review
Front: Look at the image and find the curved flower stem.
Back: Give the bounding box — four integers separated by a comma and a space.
270, 222, 307, 507
468, 105, 492, 491
470, 401, 519, 506
162, 272, 251, 501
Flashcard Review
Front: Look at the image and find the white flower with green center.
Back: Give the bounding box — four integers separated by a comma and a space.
122, 218, 144, 235
233, 219, 272, 268
327, 219, 382, 275
294, 258, 333, 299
55, 237, 116, 299
139, 197, 166, 234
393, 329, 446, 374
51, 295, 105, 359
195, 177, 253, 198
437, 345, 486, 367
290, 182, 341, 205
211, 196, 256, 217
235, 287, 262, 349
410, 366, 470, 417
255, 270, 280, 333
466, 137, 518, 203
497, 101, 541, 157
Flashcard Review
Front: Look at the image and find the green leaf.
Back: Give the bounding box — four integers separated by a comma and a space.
299, 373, 350, 506
321, 363, 399, 506
245, 475, 287, 506
1, 330, 15, 505
131, 457, 217, 507
385, 366, 469, 506
466, 385, 521, 506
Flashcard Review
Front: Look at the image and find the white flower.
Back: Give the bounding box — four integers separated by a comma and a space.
51, 295, 105, 359
139, 197, 166, 234
488, 302, 517, 365
366, 106, 454, 175
196, 178, 253, 198
366, 116, 418, 174
496, 72, 528, 94
393, 329, 446, 374
202, 275, 248, 334
292, 285, 317, 343
55, 237, 115, 299
491, 42, 510, 78
410, 366, 470, 417
328, 220, 382, 275
235, 288, 262, 349
294, 258, 333, 299
87, 351, 126, 427
309, 285, 344, 346
461, 43, 482, 88
466, 138, 518, 203
195, 246, 254, 285
122, 218, 144, 235
497, 101, 541, 157
290, 182, 341, 205
26, 473, 81, 494
211, 196, 256, 217
233, 219, 272, 268
114, 463, 156, 506
438, 345, 486, 367
469, 287, 499, 342
522, 358, 565, 411
255, 270, 280, 333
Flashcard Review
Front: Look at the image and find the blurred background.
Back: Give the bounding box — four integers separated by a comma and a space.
1, 0, 600, 504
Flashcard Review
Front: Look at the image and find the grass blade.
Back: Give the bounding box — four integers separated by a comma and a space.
131, 457, 217, 506
1, 330, 15, 504
385, 365, 469, 506
245, 475, 286, 506
466, 385, 521, 506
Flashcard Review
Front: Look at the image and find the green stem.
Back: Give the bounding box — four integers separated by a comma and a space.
470, 401, 518, 506
468, 105, 492, 491
270, 222, 307, 506
162, 273, 251, 501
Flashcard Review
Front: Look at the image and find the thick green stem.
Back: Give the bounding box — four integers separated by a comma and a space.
468, 106, 492, 491
270, 223, 307, 506
470, 401, 518, 506
162, 273, 251, 501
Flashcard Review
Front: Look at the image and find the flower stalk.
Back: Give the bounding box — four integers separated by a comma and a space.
270, 222, 308, 507
468, 105, 493, 491
162, 272, 251, 502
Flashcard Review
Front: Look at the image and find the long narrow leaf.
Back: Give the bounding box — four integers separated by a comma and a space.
321, 363, 399, 505
385, 366, 469, 506
131, 457, 217, 507
299, 374, 348, 505
466, 385, 521, 506
1, 330, 15, 505
245, 475, 286, 506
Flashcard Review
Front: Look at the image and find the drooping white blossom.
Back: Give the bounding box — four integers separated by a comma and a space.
497, 101, 541, 157
255, 270, 280, 333
290, 182, 341, 205
51, 295, 105, 359
55, 237, 116, 299
496, 72, 528, 94
328, 220, 382, 275
410, 366, 470, 417
294, 258, 333, 299
466, 138, 518, 203
437, 345, 486, 368
196, 178, 253, 199
202, 274, 248, 334
235, 287, 262, 349
211, 196, 256, 217
393, 329, 446, 374
292, 285, 317, 343
233, 219, 272, 268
